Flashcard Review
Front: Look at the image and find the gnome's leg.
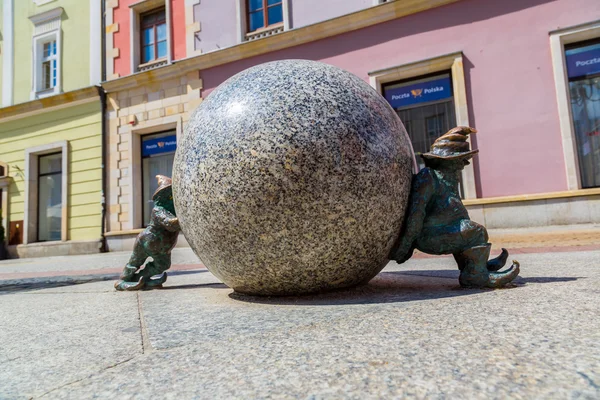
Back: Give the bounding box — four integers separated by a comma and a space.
455, 244, 520, 288
152, 254, 172, 275
120, 240, 148, 281
141, 254, 172, 288
454, 244, 493, 287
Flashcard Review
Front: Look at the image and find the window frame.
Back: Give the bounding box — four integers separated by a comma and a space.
23, 141, 69, 244
369, 52, 477, 199
33, 0, 57, 6
36, 152, 63, 242
40, 40, 58, 91
31, 29, 62, 99
562, 38, 600, 188
382, 71, 463, 195
140, 130, 177, 227
246, 0, 284, 33
124, 119, 182, 230
29, 8, 63, 100
140, 8, 167, 65
0, 162, 10, 245
130, 1, 172, 73
549, 20, 600, 190
236, 0, 290, 43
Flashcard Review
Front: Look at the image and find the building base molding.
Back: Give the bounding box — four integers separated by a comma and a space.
104, 192, 600, 252
466, 192, 600, 230
8, 239, 103, 259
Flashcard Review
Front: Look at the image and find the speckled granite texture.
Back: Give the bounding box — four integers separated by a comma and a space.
173, 60, 414, 295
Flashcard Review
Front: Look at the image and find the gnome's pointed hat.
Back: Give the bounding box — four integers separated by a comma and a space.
421, 126, 478, 160
153, 175, 173, 199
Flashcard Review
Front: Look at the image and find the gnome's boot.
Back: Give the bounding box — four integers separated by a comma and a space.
114, 277, 145, 291
137, 256, 171, 289
455, 244, 520, 288
119, 265, 138, 281
487, 248, 509, 271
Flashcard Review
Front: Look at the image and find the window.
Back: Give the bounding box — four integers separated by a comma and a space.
369, 53, 476, 198
247, 0, 283, 32
30, 7, 63, 99
24, 141, 67, 244
141, 8, 167, 64
383, 72, 466, 197
34, 34, 60, 95
141, 131, 177, 225
383, 72, 457, 170
565, 39, 600, 188
41, 40, 58, 90
37, 153, 62, 242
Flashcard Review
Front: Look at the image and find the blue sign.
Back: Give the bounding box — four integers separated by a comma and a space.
566, 44, 600, 79
142, 135, 177, 157
384, 76, 453, 109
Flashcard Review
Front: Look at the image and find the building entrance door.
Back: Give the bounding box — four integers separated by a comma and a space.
141, 131, 177, 225
566, 40, 600, 188
382, 72, 457, 170
382, 72, 462, 194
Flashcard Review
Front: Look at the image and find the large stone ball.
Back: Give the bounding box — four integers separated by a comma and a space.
173, 60, 414, 295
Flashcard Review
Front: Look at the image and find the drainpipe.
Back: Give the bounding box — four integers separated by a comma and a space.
97, 86, 108, 253
98, 0, 108, 252
101, 0, 106, 82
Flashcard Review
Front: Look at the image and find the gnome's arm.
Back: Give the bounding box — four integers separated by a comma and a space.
390, 169, 434, 263
154, 207, 181, 232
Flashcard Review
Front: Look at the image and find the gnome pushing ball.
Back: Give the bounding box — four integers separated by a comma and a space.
390, 126, 520, 288
115, 175, 181, 291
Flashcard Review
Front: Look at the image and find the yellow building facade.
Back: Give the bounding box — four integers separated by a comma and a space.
0, 0, 103, 258
0, 91, 103, 257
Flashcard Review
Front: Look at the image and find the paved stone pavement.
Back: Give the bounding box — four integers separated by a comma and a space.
1, 223, 598, 284
1, 248, 599, 399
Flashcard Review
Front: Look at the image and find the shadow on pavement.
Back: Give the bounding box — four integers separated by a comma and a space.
162, 282, 228, 290
393, 270, 581, 285
228, 271, 471, 306
0, 275, 118, 294
516, 276, 581, 283
227, 270, 582, 306
0, 269, 207, 294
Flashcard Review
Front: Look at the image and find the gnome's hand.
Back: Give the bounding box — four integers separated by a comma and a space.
391, 242, 414, 264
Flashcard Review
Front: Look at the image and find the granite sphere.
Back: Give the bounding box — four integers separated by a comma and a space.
173, 60, 414, 295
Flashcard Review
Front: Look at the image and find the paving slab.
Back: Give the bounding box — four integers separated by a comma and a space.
0, 291, 142, 399
1, 250, 599, 399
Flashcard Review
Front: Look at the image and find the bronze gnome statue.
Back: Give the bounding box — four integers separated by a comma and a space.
115, 175, 180, 291
391, 127, 520, 288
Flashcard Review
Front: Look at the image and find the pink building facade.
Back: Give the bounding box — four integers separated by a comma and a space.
103, 0, 600, 251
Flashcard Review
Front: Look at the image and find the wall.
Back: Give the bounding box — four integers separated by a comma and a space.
290, 0, 373, 28
12, 0, 91, 105
191, 0, 376, 55
112, 0, 131, 77
192, 0, 238, 54
200, 0, 600, 198
105, 70, 203, 233
171, 0, 187, 60
0, 101, 103, 241
112, 0, 187, 78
